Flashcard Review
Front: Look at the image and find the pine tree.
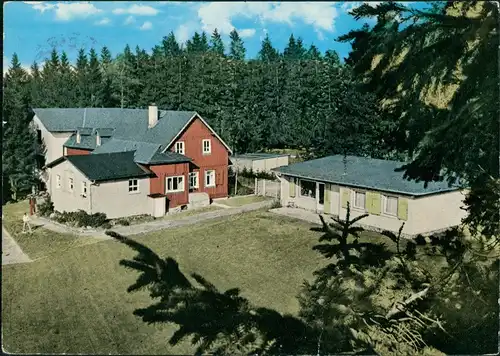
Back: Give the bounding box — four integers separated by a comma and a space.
258, 34, 279, 62
28, 61, 43, 107
40, 49, 61, 106
88, 48, 103, 107
59, 51, 76, 106
3, 54, 37, 201
99, 46, 116, 107
186, 32, 209, 54
75, 48, 90, 107
306, 44, 322, 60
210, 28, 225, 56
228, 29, 246, 60
162, 32, 182, 57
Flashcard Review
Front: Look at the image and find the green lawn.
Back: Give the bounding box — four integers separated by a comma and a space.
2, 201, 99, 260
2, 202, 327, 354
218, 195, 272, 207
2, 200, 497, 354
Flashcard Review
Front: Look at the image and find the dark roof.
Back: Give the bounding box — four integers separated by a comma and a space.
272, 155, 460, 196
145, 150, 191, 165
65, 152, 151, 182
64, 132, 111, 150
233, 153, 289, 160
95, 128, 114, 137
77, 127, 93, 136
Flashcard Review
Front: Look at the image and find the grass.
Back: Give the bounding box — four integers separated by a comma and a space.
162, 205, 222, 220
2, 203, 327, 354
2, 200, 498, 354
218, 195, 271, 207
2, 201, 100, 260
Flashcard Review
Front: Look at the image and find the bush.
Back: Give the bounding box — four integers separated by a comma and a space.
239, 167, 277, 181
52, 210, 108, 228
37, 197, 54, 217
117, 219, 130, 226
270, 199, 282, 209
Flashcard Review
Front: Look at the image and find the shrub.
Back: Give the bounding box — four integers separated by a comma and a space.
117, 219, 130, 226
37, 197, 54, 217
52, 210, 108, 228
270, 199, 282, 209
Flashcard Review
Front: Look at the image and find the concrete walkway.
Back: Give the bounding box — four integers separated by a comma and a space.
269, 207, 324, 225
33, 200, 276, 239
2, 226, 32, 265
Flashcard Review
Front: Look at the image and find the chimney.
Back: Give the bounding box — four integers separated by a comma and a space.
96, 131, 101, 146
76, 130, 81, 144
148, 103, 158, 128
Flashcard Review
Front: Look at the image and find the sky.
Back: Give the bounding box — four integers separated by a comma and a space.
3, 1, 431, 73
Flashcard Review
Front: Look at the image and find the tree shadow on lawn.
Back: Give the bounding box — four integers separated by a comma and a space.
105, 213, 499, 356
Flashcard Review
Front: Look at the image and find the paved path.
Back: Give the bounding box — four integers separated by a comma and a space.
2, 226, 32, 265
33, 200, 276, 239
269, 207, 324, 225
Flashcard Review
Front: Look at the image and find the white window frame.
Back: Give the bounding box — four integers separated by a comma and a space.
68, 177, 74, 192
175, 141, 185, 155
352, 190, 366, 210
56, 175, 61, 189
189, 172, 199, 189
205, 170, 216, 188
299, 179, 316, 199
81, 181, 87, 197
166, 176, 185, 193
202, 139, 211, 154
383, 195, 398, 216
128, 179, 139, 193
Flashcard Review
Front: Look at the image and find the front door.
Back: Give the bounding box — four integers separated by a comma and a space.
318, 183, 325, 211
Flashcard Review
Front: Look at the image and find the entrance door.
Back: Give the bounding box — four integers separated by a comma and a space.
318, 183, 325, 211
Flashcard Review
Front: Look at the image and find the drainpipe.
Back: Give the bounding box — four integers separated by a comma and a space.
89, 180, 96, 214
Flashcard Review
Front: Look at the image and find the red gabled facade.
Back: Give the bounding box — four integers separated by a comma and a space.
64, 113, 231, 212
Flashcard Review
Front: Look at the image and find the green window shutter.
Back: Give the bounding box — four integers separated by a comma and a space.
398, 198, 408, 221
341, 189, 350, 208
289, 177, 296, 198
367, 192, 381, 215
324, 184, 331, 214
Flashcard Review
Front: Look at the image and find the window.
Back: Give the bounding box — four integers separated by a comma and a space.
383, 195, 398, 216
353, 191, 366, 210
189, 172, 199, 189
205, 170, 215, 187
202, 139, 211, 154
166, 176, 184, 193
56, 175, 61, 189
175, 141, 185, 154
81, 181, 87, 197
128, 179, 139, 193
300, 180, 316, 198
68, 177, 74, 192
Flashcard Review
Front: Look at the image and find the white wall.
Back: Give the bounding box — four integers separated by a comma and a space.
33, 115, 72, 164
49, 160, 152, 219
91, 178, 151, 219
49, 160, 91, 214
409, 190, 468, 235
279, 174, 466, 237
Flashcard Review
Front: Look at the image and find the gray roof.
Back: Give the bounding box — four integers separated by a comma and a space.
273, 155, 459, 196
233, 153, 289, 160
34, 108, 199, 164
33, 108, 195, 148
92, 139, 190, 165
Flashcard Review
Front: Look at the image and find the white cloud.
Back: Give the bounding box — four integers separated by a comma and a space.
112, 4, 159, 16
239, 28, 256, 38
139, 21, 153, 31
196, 2, 339, 40
124, 15, 135, 25
175, 22, 197, 44
23, 1, 56, 13
95, 17, 111, 26
24, 1, 102, 21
